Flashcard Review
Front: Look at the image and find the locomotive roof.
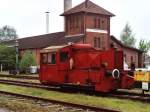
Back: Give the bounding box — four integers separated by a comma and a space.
40, 45, 67, 53
40, 44, 95, 53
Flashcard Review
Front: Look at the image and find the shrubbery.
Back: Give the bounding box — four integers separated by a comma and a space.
19, 51, 36, 73
0, 44, 16, 70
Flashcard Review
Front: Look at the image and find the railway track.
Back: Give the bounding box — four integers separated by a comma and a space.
0, 91, 120, 112
106, 92, 150, 103
0, 74, 38, 79
0, 79, 150, 103
0, 79, 60, 91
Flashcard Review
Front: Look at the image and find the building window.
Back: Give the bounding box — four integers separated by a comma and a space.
101, 35, 105, 48
102, 20, 105, 30
94, 18, 97, 28
72, 17, 75, 29
94, 37, 97, 48
76, 16, 79, 28
70, 16, 73, 29
70, 16, 72, 30
98, 18, 101, 28
98, 37, 101, 48
94, 17, 103, 29
94, 37, 101, 48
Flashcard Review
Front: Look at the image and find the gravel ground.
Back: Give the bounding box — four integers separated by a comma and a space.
0, 94, 94, 112
0, 108, 12, 112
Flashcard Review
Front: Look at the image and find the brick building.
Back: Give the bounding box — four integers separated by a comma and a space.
4, 0, 143, 68
110, 36, 143, 67
62, 0, 114, 50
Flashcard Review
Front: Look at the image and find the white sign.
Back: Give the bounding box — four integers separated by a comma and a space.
86, 29, 108, 34
142, 82, 149, 90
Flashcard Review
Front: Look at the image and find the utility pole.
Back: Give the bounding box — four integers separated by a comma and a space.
15, 39, 19, 74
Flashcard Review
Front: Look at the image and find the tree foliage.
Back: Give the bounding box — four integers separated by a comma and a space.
120, 23, 136, 47
138, 39, 150, 53
19, 51, 37, 71
0, 25, 18, 41
0, 44, 16, 70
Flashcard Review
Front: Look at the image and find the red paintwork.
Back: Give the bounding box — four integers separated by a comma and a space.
39, 44, 134, 92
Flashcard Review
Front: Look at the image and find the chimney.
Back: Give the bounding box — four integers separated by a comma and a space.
45, 12, 49, 34
85, 0, 89, 8
64, 0, 72, 12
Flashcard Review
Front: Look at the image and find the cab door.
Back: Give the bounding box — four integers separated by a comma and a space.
40, 52, 58, 83
58, 51, 70, 70
58, 50, 70, 83
46, 52, 61, 83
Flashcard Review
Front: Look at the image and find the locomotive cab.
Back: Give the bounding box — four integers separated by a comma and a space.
40, 45, 71, 85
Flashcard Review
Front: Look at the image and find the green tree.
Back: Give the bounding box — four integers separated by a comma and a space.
0, 44, 16, 70
120, 23, 136, 47
138, 39, 150, 53
19, 51, 37, 72
0, 25, 18, 41
138, 39, 150, 67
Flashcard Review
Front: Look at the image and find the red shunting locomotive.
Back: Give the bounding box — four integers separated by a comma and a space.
39, 43, 134, 92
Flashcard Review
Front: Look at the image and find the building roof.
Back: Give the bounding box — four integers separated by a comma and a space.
2, 32, 142, 54
110, 35, 143, 53
2, 32, 84, 50
61, 0, 115, 16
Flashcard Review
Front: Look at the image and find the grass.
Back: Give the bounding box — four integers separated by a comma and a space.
0, 84, 150, 112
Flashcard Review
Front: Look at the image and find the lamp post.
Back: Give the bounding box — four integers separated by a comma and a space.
15, 39, 19, 74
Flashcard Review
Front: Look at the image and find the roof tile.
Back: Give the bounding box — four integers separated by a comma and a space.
61, 0, 115, 16
2, 32, 84, 50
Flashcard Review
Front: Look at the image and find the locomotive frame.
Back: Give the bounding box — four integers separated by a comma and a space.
39, 44, 134, 92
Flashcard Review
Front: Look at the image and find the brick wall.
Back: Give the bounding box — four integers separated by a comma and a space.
20, 49, 41, 65
65, 13, 111, 50
85, 14, 110, 50
65, 13, 84, 36
110, 39, 142, 68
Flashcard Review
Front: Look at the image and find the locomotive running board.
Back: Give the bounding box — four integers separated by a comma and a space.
60, 83, 95, 92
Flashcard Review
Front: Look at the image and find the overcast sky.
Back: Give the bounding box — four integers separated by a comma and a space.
0, 0, 150, 45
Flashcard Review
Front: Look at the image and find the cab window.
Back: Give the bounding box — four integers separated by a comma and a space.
48, 53, 56, 64
42, 53, 47, 64
60, 52, 68, 62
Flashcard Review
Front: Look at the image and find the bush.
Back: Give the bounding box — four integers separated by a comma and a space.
19, 51, 36, 73
0, 44, 16, 70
